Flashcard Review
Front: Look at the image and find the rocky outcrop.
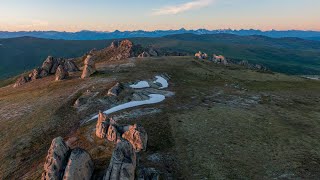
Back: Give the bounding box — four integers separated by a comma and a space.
107, 82, 124, 96
212, 54, 228, 65
103, 140, 137, 180
138, 52, 150, 58
55, 65, 69, 81
13, 76, 29, 88
122, 124, 148, 152
81, 55, 96, 79
96, 111, 109, 139
109, 40, 134, 61
64, 59, 79, 72
148, 48, 158, 57
13, 56, 79, 87
42, 137, 94, 180
42, 137, 70, 180
195, 51, 208, 59
63, 148, 94, 180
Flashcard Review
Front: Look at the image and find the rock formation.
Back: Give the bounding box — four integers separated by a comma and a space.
195, 51, 208, 59
107, 82, 124, 96
81, 55, 96, 79
96, 111, 109, 139
138, 52, 150, 58
103, 140, 137, 180
55, 65, 69, 81
13, 76, 29, 88
63, 148, 94, 180
148, 48, 158, 57
42, 137, 94, 180
42, 137, 70, 180
212, 54, 228, 65
122, 124, 148, 152
13, 56, 79, 87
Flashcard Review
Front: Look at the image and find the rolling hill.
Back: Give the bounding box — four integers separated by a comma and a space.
1, 34, 320, 79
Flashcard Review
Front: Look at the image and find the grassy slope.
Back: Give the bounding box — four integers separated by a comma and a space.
1, 34, 320, 79
1, 57, 320, 179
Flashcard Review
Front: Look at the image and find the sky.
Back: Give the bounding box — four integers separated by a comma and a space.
0, 0, 319, 32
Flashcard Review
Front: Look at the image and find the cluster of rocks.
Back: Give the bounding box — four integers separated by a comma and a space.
95, 111, 149, 179
195, 51, 268, 71
41, 137, 94, 180
81, 55, 96, 79
13, 56, 79, 87
194, 51, 208, 59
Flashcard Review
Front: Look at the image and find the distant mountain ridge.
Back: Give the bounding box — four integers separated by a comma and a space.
1, 29, 320, 40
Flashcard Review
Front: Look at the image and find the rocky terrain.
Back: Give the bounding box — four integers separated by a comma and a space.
0, 40, 320, 179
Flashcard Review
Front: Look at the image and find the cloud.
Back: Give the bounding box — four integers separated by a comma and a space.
152, 0, 215, 15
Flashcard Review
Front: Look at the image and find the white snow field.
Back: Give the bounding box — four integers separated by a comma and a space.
129, 81, 150, 89
154, 76, 168, 89
87, 94, 165, 122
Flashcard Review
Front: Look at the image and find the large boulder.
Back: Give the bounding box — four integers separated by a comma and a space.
195, 51, 208, 59
212, 54, 228, 65
96, 111, 110, 139
107, 82, 124, 96
81, 55, 96, 79
108, 40, 135, 61
13, 76, 30, 88
55, 65, 69, 81
122, 124, 148, 152
42, 137, 70, 180
103, 140, 137, 180
63, 148, 94, 180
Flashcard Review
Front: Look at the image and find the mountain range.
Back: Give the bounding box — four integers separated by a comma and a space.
1, 29, 320, 41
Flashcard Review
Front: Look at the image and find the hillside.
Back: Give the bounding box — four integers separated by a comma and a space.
1, 56, 320, 179
1, 34, 320, 79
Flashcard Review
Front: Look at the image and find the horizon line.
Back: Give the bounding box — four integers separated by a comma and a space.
1, 28, 320, 33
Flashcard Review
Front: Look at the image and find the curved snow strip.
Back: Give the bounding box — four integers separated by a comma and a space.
88, 94, 165, 121
154, 76, 168, 89
129, 81, 150, 89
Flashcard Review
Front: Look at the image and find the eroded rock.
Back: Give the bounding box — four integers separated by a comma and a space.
103, 140, 137, 180
42, 137, 70, 180
55, 65, 69, 81
81, 55, 96, 79
138, 51, 150, 58
64, 60, 79, 72
107, 82, 124, 96
107, 125, 121, 143
63, 148, 94, 180
96, 111, 110, 139
13, 76, 30, 88
122, 124, 148, 152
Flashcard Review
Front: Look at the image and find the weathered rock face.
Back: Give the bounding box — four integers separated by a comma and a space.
63, 148, 94, 180
107, 82, 124, 96
103, 140, 137, 180
122, 124, 148, 152
42, 137, 70, 180
107, 125, 120, 143
29, 68, 41, 80
64, 60, 79, 72
107, 40, 135, 61
138, 52, 150, 58
55, 65, 69, 81
13, 76, 30, 88
96, 111, 110, 139
42, 56, 55, 73
81, 55, 96, 79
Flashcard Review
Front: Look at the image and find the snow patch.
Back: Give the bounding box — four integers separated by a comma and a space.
87, 94, 165, 122
154, 76, 168, 89
130, 81, 150, 89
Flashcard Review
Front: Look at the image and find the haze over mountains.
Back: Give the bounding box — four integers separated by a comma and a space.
1, 29, 320, 41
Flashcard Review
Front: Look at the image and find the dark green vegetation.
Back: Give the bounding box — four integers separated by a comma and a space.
1, 34, 320, 79
1, 56, 319, 179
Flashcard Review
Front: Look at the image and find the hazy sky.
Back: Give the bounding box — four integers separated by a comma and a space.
0, 0, 319, 31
